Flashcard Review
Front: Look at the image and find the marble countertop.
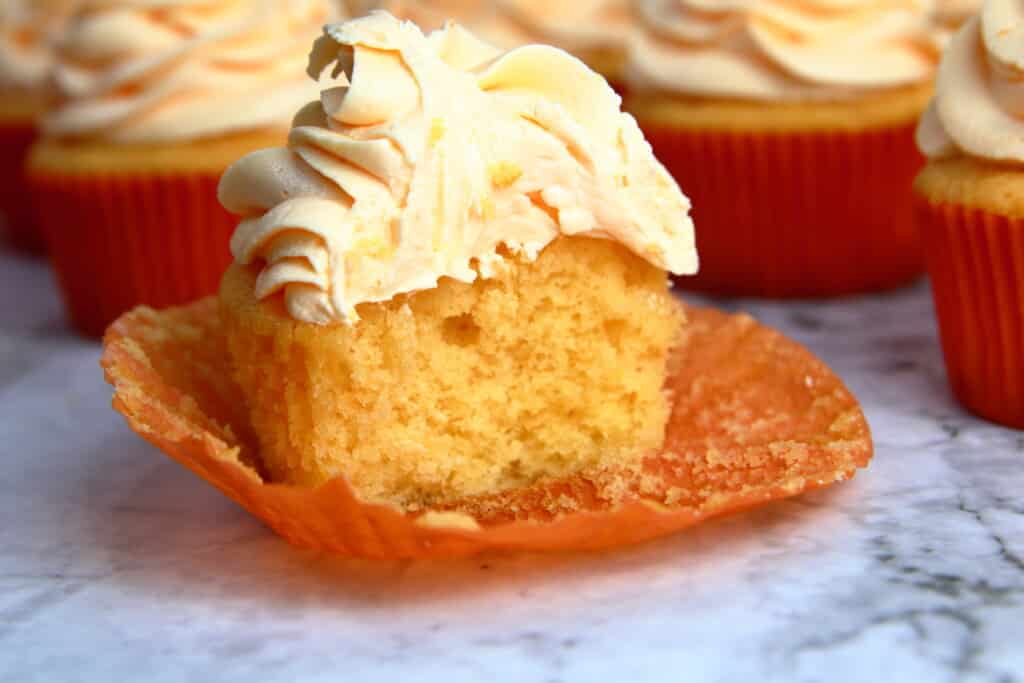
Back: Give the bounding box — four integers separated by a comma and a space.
0, 249, 1021, 683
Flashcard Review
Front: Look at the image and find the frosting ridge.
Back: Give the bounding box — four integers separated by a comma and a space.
627, 0, 940, 100
43, 0, 342, 142
220, 12, 697, 325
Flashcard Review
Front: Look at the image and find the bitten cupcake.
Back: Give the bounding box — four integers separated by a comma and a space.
0, 0, 75, 252
217, 12, 699, 509
357, 0, 633, 86
27, 0, 341, 337
914, 0, 1024, 429
625, 0, 941, 298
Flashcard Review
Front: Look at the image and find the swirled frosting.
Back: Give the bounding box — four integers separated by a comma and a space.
0, 0, 76, 93
626, 0, 940, 100
42, 0, 344, 143
917, 0, 1024, 163
220, 12, 697, 325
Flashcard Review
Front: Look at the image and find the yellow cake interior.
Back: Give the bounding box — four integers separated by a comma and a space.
219, 236, 683, 510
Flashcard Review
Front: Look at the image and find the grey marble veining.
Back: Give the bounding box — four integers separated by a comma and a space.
0, 250, 1021, 683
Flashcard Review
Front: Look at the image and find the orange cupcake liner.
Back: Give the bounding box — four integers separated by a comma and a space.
916, 197, 1024, 429
101, 298, 873, 559
0, 123, 42, 253
643, 123, 925, 298
30, 171, 235, 337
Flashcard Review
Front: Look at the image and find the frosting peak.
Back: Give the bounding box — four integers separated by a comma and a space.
627, 0, 940, 100
220, 12, 697, 325
42, 0, 343, 142
917, 0, 1024, 163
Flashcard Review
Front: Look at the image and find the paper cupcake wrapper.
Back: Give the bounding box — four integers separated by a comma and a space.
917, 198, 1024, 429
643, 122, 924, 297
0, 123, 42, 253
101, 298, 873, 559
30, 170, 235, 337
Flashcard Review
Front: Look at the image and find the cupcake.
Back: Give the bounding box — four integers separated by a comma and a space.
349, 0, 496, 32
356, 0, 633, 86
0, 0, 75, 252
100, 11, 872, 559
914, 0, 1024, 429
26, 0, 342, 337
217, 12, 699, 509
624, 0, 941, 298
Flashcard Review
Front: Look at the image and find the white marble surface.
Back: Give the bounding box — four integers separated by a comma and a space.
0, 249, 1022, 683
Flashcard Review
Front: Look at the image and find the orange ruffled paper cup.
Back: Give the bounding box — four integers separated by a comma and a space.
101, 298, 873, 559
643, 123, 925, 298
0, 122, 42, 253
916, 198, 1024, 430
31, 171, 235, 338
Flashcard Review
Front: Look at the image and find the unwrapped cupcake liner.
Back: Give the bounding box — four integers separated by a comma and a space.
30, 170, 235, 337
0, 123, 42, 253
642, 122, 924, 297
917, 197, 1024, 429
101, 298, 873, 559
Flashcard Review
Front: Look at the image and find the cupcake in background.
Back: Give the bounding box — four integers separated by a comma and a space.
914, 0, 1024, 429
0, 0, 75, 252
28, 0, 342, 337
357, 0, 633, 86
625, 0, 941, 298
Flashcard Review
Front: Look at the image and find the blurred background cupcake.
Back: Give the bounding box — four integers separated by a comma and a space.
352, 0, 633, 87
27, 0, 342, 337
624, 0, 941, 298
0, 0, 75, 253
914, 0, 1024, 429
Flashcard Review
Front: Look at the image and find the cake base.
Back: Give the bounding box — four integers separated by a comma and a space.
101, 298, 873, 559
219, 237, 682, 508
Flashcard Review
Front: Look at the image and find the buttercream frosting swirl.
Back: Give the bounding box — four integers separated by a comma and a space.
627, 0, 940, 100
0, 0, 76, 93
220, 12, 697, 325
42, 0, 343, 142
917, 0, 1024, 163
